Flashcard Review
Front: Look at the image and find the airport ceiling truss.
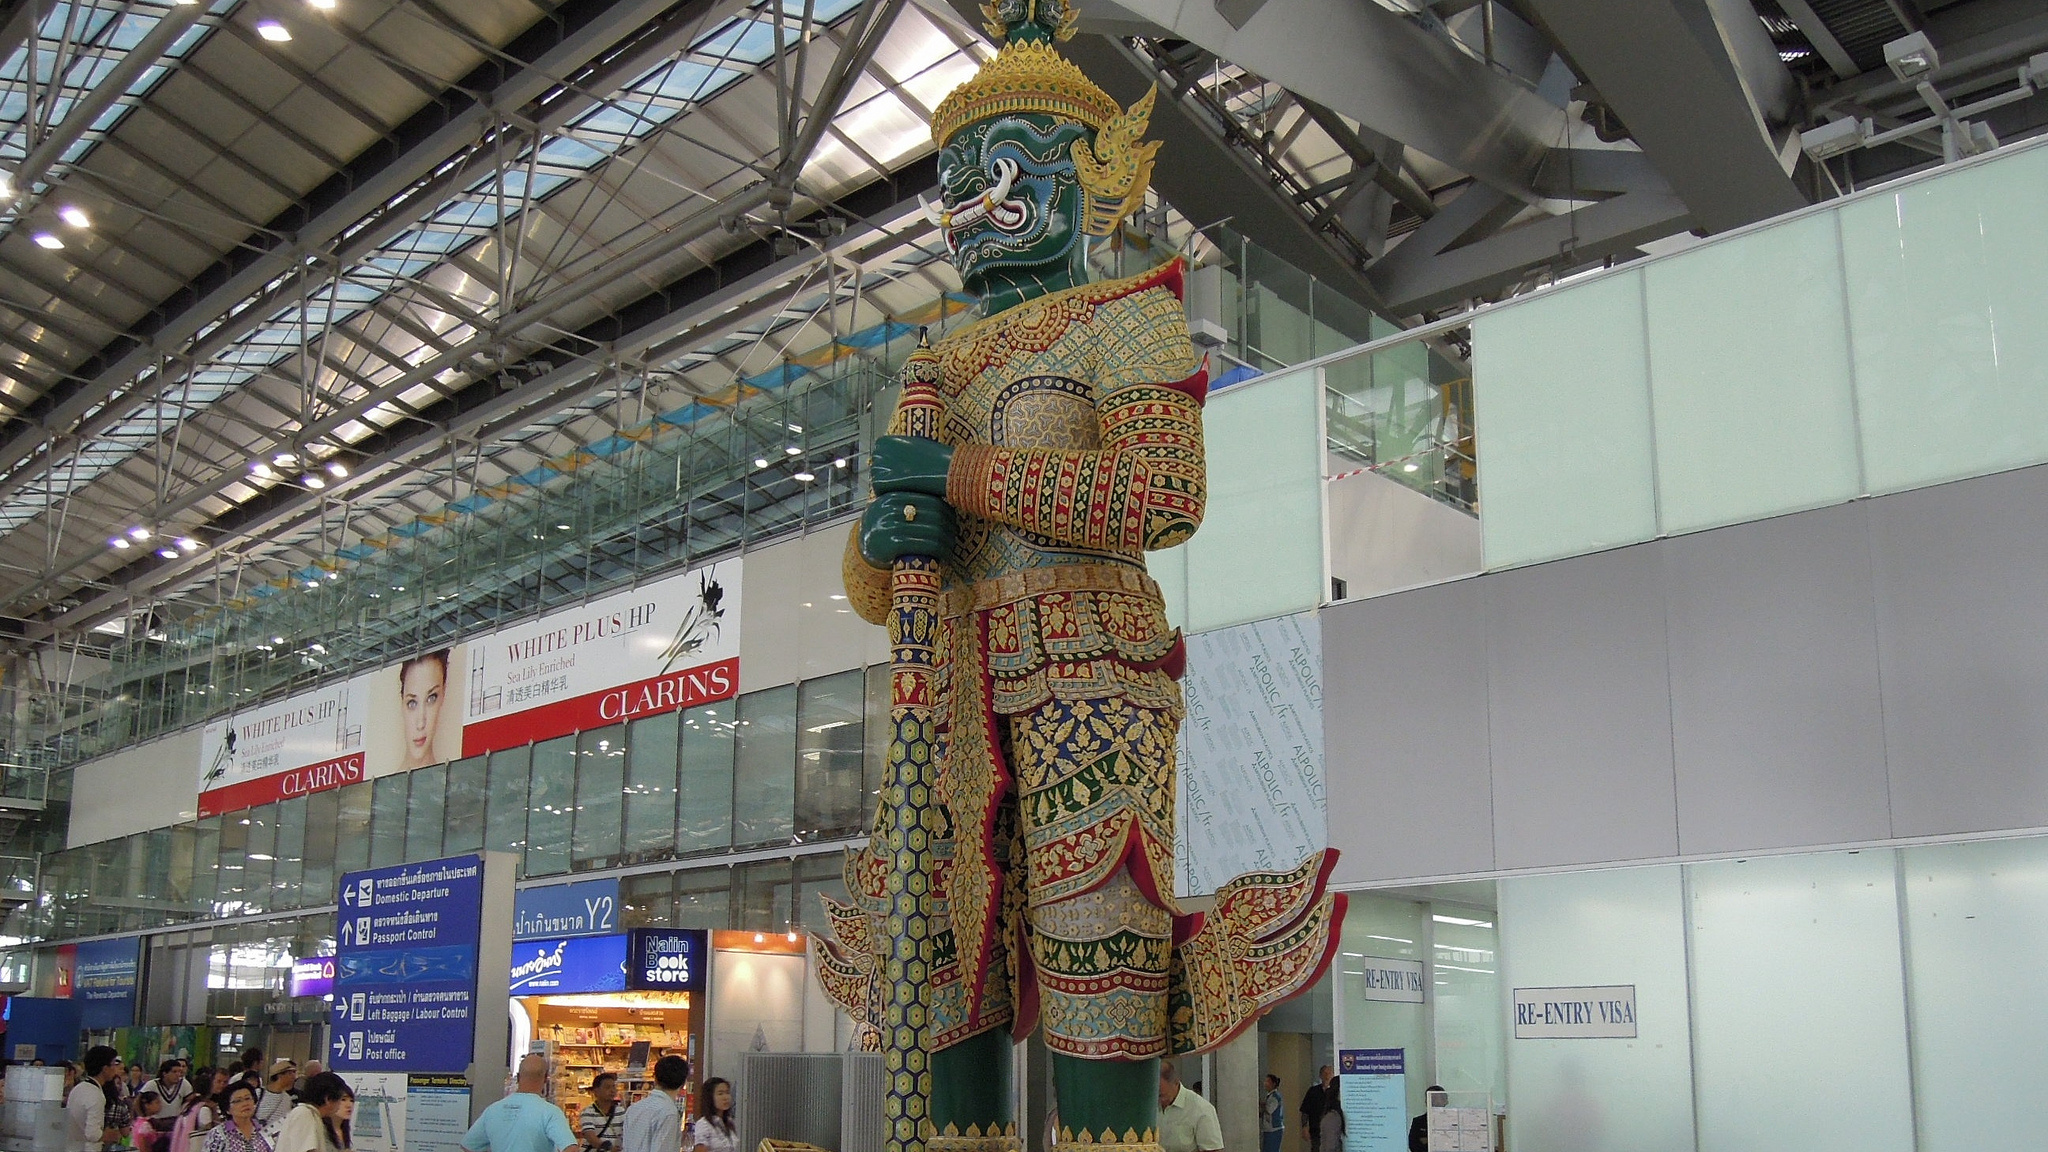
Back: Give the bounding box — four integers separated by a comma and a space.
0, 0, 2041, 672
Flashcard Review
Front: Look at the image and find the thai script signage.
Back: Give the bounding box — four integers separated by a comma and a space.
333, 854, 484, 1072
513, 878, 620, 941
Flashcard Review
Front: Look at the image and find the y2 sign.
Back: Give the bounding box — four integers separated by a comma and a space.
1512, 985, 1638, 1039
513, 879, 620, 941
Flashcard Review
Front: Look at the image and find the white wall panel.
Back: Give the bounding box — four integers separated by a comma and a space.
68, 729, 201, 847
739, 525, 884, 693
1326, 467, 1481, 600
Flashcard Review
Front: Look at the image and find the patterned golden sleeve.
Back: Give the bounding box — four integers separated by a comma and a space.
946, 283, 1205, 552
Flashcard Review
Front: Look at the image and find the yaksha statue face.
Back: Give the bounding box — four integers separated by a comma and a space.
923, 0, 1160, 309
935, 113, 1091, 289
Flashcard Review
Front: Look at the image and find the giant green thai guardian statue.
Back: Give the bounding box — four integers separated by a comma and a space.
814, 4, 1345, 1150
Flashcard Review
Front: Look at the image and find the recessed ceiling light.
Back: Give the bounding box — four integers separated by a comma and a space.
256, 19, 291, 41
326, 460, 348, 478
556, 523, 572, 531
833, 457, 847, 468
301, 473, 325, 490
250, 462, 274, 478
177, 538, 200, 552
57, 206, 89, 228
307, 0, 336, 8
783, 445, 801, 456
273, 452, 296, 466
157, 548, 179, 559
793, 471, 815, 482
32, 233, 63, 250
753, 457, 769, 469
110, 538, 130, 550
128, 527, 151, 539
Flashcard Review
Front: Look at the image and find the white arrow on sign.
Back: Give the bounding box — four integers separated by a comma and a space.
338, 921, 353, 946
342, 886, 355, 907
333, 1037, 345, 1054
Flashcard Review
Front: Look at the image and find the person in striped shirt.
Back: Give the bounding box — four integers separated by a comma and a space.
575, 1075, 622, 1152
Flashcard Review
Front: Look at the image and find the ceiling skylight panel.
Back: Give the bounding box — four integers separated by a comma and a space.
692, 17, 779, 65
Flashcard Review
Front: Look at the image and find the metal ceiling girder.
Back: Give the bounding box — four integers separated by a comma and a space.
0, 0, 728, 511
1059, 33, 1393, 315
25, 158, 943, 642
1090, 0, 1565, 201
1776, 0, 1862, 79
6, 2, 210, 215
1366, 181, 1690, 315
1522, 0, 1808, 234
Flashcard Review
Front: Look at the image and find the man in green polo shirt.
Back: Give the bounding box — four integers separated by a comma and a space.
1158, 1064, 1224, 1152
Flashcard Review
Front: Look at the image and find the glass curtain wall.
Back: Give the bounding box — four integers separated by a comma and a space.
24, 666, 879, 939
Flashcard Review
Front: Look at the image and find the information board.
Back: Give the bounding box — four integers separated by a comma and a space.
73, 937, 141, 1030
333, 855, 485, 1073
403, 1075, 471, 1152
1339, 1048, 1408, 1152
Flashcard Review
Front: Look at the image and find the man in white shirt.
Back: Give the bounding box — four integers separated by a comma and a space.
620, 1056, 690, 1152
66, 1046, 122, 1152
1158, 1063, 1224, 1152
141, 1059, 195, 1117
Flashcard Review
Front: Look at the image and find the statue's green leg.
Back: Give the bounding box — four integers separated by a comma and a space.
1050, 1055, 1159, 1147
931, 1029, 1015, 1148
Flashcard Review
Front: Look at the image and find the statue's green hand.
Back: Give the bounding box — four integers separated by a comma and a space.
870, 435, 954, 497
859, 492, 955, 565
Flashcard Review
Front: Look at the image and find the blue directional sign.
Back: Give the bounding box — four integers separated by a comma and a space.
333, 854, 485, 1073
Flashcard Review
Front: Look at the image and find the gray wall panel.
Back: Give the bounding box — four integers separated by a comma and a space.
1484, 546, 1679, 868
1869, 465, 2048, 836
1324, 579, 1495, 883
1662, 503, 1893, 853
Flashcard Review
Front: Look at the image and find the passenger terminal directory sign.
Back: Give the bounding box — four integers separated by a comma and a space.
332, 854, 485, 1073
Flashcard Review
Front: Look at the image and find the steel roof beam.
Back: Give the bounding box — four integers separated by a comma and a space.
1082, 0, 1564, 200
0, 0, 726, 511
5, 2, 209, 219
22, 157, 939, 639
1522, 0, 1807, 233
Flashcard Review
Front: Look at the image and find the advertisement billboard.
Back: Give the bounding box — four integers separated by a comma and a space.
462, 559, 740, 755
194, 558, 740, 817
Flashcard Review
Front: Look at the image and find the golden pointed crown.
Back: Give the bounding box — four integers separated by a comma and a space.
929, 37, 1120, 147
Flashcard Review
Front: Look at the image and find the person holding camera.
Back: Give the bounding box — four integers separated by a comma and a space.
576, 1075, 622, 1152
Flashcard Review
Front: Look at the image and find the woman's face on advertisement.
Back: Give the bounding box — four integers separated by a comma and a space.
402, 660, 446, 764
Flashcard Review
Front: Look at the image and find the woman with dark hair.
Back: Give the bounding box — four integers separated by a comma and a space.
202, 1081, 273, 1152
397, 649, 451, 770
687, 1079, 735, 1152
274, 1074, 352, 1152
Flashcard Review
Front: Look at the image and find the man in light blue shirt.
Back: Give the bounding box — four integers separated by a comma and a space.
464, 1056, 579, 1152
621, 1055, 690, 1152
